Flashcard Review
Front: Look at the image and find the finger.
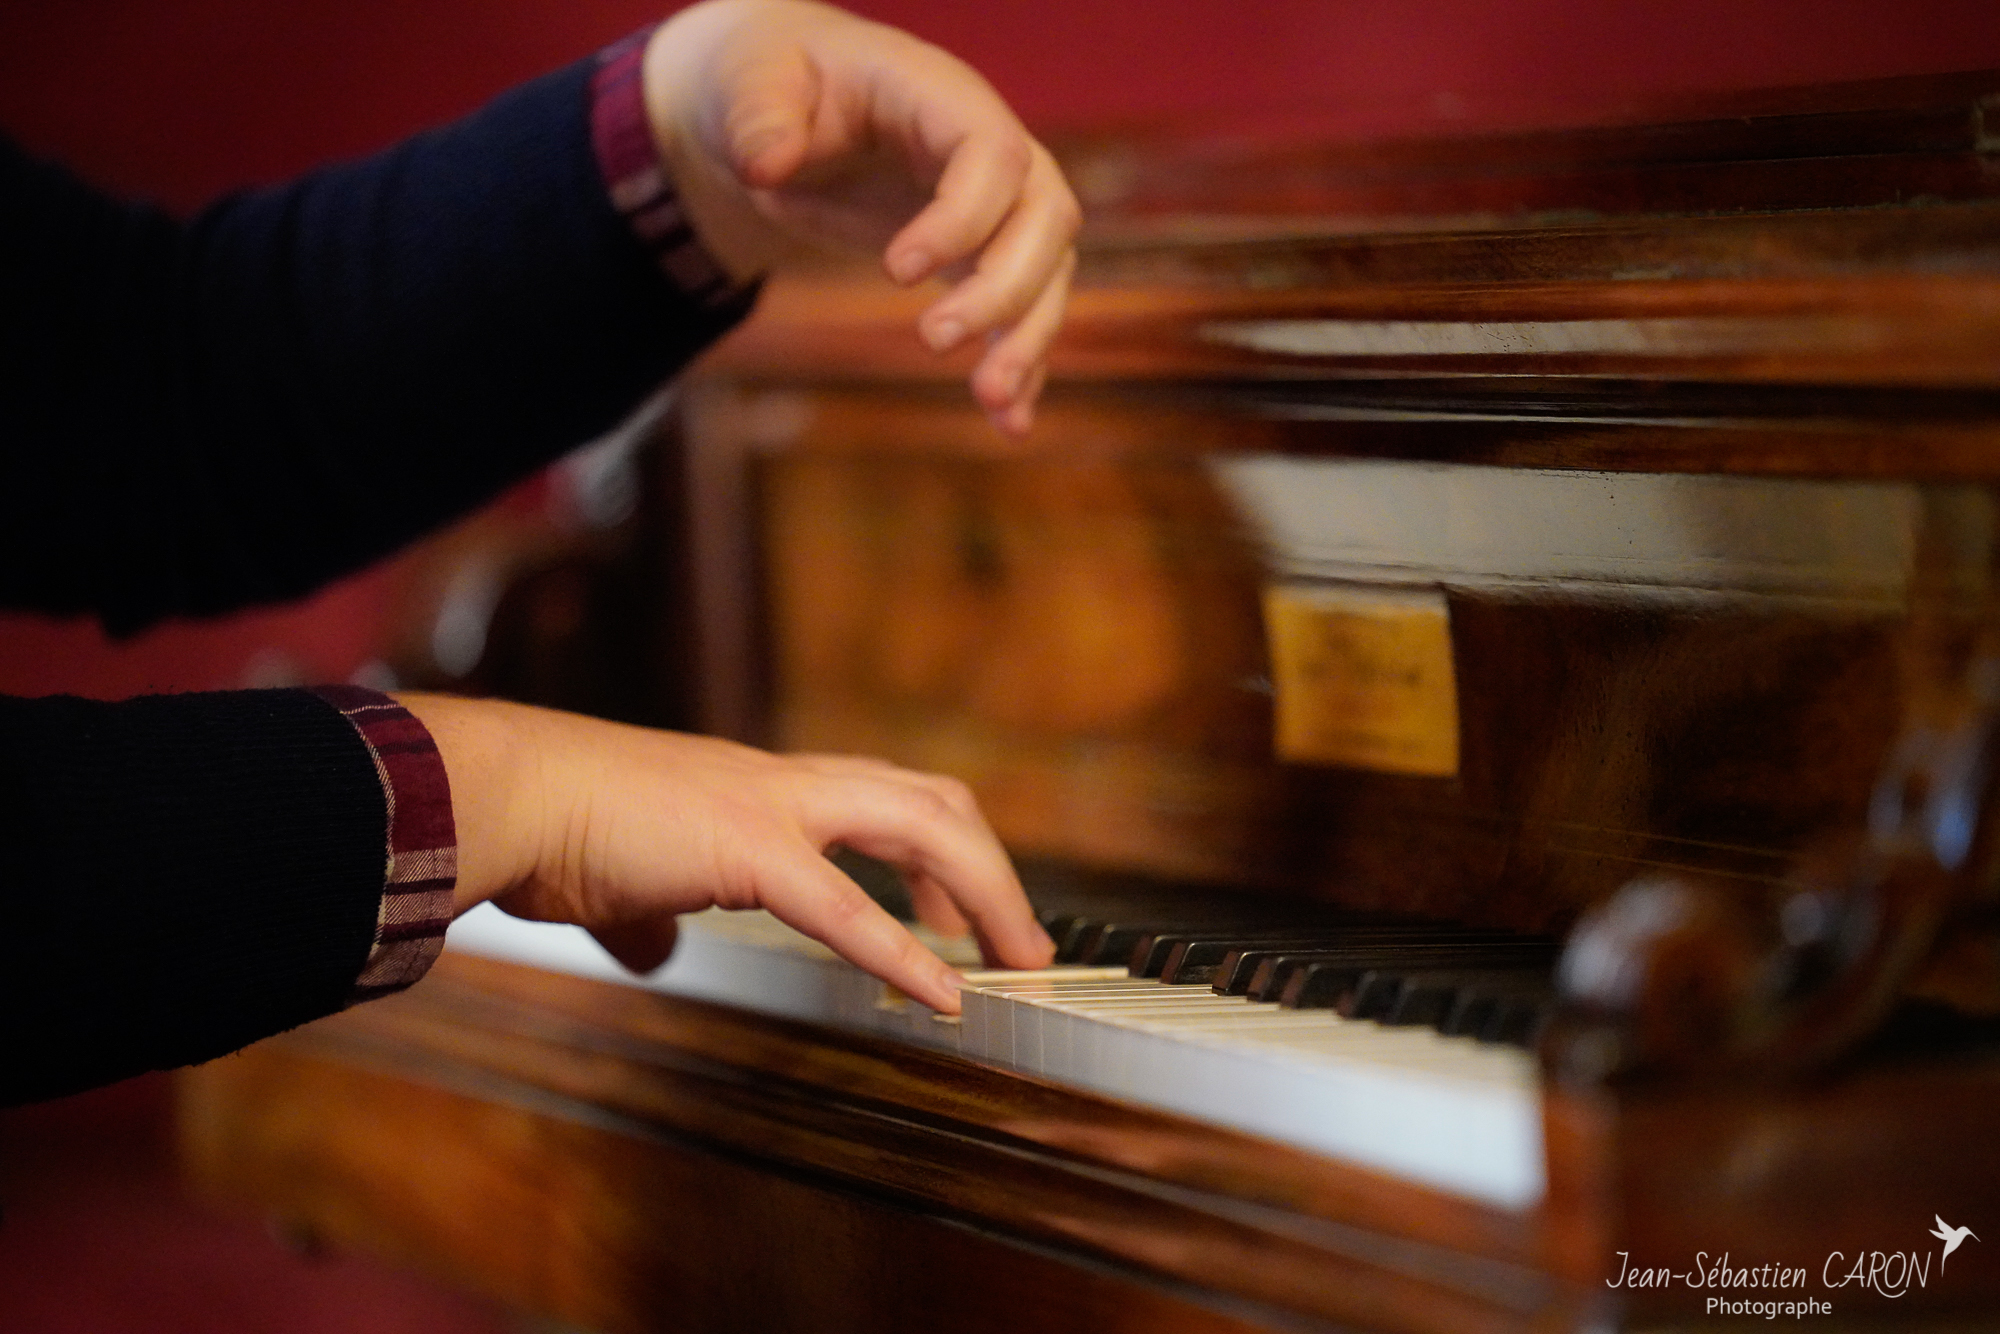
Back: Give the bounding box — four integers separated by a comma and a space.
990, 362, 1047, 438
884, 125, 1032, 289
719, 45, 821, 187
760, 850, 967, 1012
792, 759, 1009, 945
793, 760, 1009, 884
917, 156, 1080, 352
906, 871, 972, 938
588, 916, 681, 975
801, 778, 1053, 970
971, 250, 1073, 426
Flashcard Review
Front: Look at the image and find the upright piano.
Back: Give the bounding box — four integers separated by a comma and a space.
179, 70, 2000, 1331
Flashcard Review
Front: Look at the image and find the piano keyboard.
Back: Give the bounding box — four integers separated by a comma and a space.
446, 904, 1545, 1209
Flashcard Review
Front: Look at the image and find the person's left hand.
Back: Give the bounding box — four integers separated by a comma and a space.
398, 692, 1054, 1014
641, 0, 1080, 435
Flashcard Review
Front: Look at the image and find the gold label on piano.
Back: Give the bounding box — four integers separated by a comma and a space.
1262, 583, 1459, 777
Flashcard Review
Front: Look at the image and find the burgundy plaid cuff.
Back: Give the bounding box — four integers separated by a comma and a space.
592, 27, 744, 307
311, 685, 457, 1005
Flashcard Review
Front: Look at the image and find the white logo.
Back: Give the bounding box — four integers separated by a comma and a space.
1929, 1217, 1979, 1269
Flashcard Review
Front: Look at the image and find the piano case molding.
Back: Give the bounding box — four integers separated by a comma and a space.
182, 67, 2000, 1332
184, 953, 1557, 1334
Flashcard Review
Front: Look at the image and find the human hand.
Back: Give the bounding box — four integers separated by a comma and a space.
397, 693, 1053, 1013
641, 0, 1080, 435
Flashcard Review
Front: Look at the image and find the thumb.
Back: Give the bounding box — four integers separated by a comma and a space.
720, 45, 818, 188
588, 916, 681, 975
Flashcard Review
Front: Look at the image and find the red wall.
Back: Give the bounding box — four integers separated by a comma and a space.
4, 0, 1997, 697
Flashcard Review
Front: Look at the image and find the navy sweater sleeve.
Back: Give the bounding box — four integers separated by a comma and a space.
0, 56, 749, 633
1, 690, 389, 1105
0, 54, 753, 1104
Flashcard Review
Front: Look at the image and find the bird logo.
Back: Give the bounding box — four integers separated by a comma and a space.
1930, 1216, 1979, 1268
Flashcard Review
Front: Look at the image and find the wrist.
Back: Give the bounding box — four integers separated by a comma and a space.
391, 693, 542, 916
639, 3, 790, 285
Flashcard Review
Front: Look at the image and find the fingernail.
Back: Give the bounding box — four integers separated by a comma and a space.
922, 316, 965, 353
890, 247, 933, 285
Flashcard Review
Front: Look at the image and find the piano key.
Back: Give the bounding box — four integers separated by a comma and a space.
1127, 927, 1309, 978
1240, 940, 1552, 1004
1278, 947, 1560, 1010
1061, 904, 1327, 965
448, 905, 1546, 1209
958, 973, 1138, 1066
1214, 932, 1553, 996
1128, 916, 1421, 977
1481, 994, 1555, 1048
1350, 967, 1552, 1026
1165, 928, 1526, 986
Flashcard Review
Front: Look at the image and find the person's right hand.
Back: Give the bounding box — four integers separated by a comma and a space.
397, 692, 1054, 1013
640, 0, 1080, 435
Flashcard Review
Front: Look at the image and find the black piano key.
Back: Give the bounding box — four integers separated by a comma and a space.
1246, 950, 1482, 1004
1094, 910, 1350, 969
1076, 921, 1206, 966
1126, 924, 1299, 977
1048, 914, 1098, 963
1480, 994, 1554, 1047
1440, 990, 1499, 1039
1216, 931, 1543, 996
1037, 910, 1081, 955
1140, 925, 1418, 980
1370, 969, 1553, 1027
1058, 916, 1176, 964
1154, 926, 1467, 984
1346, 969, 1418, 1021
1276, 945, 1560, 1009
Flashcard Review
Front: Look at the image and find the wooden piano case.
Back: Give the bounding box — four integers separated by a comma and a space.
181, 71, 2000, 1331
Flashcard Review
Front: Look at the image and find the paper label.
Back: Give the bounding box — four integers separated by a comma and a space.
1262, 583, 1459, 777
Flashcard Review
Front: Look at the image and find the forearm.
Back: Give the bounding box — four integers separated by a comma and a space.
391, 691, 543, 916
0, 689, 399, 1104
0, 58, 751, 635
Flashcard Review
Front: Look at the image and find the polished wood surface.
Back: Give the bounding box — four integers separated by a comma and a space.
186, 953, 1554, 1334
183, 67, 2000, 1332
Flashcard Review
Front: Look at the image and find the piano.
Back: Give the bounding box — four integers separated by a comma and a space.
178, 69, 2000, 1331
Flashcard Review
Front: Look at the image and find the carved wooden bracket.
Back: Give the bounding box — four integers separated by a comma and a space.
1546, 506, 2000, 1086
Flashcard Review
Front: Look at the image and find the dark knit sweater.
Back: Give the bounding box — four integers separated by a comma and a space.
0, 50, 750, 1104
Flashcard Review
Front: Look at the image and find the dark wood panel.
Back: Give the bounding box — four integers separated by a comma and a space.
180, 954, 1562, 1334
1545, 1047, 2000, 1325
180, 1046, 1292, 1334
1068, 68, 2000, 225
179, 956, 2000, 1331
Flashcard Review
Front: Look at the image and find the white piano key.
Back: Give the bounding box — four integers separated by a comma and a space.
445, 904, 1544, 1208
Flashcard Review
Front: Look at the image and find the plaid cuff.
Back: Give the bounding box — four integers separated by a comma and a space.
311, 685, 457, 1005
592, 26, 745, 307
